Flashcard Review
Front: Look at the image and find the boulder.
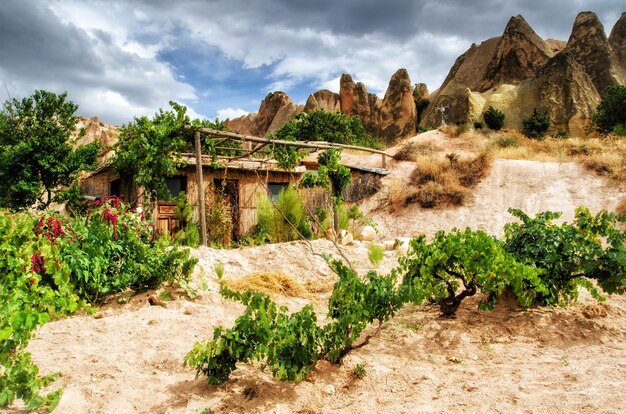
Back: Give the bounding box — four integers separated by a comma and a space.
304, 89, 341, 113
339, 229, 354, 245
358, 225, 376, 241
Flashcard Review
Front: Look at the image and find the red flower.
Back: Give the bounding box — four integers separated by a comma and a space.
104, 208, 119, 240
31, 252, 45, 274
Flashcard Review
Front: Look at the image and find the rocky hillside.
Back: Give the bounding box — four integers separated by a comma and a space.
423, 11, 626, 135
226, 11, 625, 141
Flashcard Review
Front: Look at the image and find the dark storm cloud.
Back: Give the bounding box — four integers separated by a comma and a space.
0, 0, 195, 124
0, 1, 101, 83
1, 0, 623, 123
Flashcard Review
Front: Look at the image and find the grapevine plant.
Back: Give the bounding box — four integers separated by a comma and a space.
187, 208, 626, 386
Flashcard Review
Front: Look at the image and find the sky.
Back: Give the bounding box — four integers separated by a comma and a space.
0, 0, 623, 126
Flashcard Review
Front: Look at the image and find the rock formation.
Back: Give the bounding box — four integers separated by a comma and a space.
423, 11, 625, 134
564, 11, 623, 97
226, 11, 625, 139
378, 69, 417, 141
75, 116, 119, 161
609, 12, 626, 80
478, 15, 554, 91
303, 89, 341, 113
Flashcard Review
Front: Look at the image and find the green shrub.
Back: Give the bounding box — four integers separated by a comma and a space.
56, 197, 197, 303
482, 106, 505, 131
613, 123, 626, 137
522, 108, 551, 139
592, 85, 626, 134
368, 244, 385, 267
256, 185, 313, 243
494, 135, 519, 148
473, 121, 484, 129
173, 192, 200, 247
503, 207, 626, 306
397, 228, 545, 316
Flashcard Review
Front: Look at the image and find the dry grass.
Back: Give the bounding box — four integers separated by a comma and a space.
615, 197, 626, 216
224, 272, 308, 297
404, 150, 493, 208
387, 179, 406, 211
486, 131, 626, 182
438, 123, 469, 138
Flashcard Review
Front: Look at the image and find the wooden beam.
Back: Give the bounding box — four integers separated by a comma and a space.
194, 130, 207, 246
183, 125, 392, 159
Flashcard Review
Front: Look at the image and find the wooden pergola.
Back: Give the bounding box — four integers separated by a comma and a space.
184, 126, 392, 245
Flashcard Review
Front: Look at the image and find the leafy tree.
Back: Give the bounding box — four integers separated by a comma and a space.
503, 207, 626, 305
482, 106, 505, 131
521, 108, 551, 139
112, 102, 228, 202
271, 110, 382, 149
592, 85, 626, 134
0, 90, 99, 210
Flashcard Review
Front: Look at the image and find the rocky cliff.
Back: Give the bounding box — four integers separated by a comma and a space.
423, 11, 625, 135
227, 11, 625, 141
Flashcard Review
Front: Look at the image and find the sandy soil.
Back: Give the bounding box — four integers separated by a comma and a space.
7, 132, 626, 413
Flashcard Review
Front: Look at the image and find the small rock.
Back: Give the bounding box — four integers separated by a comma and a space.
322, 384, 336, 395
358, 225, 376, 241
383, 240, 397, 251
340, 230, 354, 245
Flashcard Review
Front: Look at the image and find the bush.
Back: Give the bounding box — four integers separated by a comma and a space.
482, 106, 505, 131
397, 229, 545, 317
368, 244, 385, 267
473, 121, 484, 129
503, 207, 626, 305
493, 135, 519, 148
592, 85, 626, 134
271, 110, 382, 149
59, 197, 198, 303
522, 108, 551, 139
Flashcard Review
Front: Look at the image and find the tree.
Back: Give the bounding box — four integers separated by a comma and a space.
112, 102, 228, 202
271, 110, 382, 149
0, 90, 99, 210
482, 106, 505, 131
521, 108, 551, 139
592, 85, 626, 134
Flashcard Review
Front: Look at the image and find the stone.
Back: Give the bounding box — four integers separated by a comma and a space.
358, 225, 376, 241
339, 229, 354, 245
224, 112, 258, 136
479, 15, 553, 91
254, 91, 294, 136
609, 12, 626, 81
267, 103, 303, 134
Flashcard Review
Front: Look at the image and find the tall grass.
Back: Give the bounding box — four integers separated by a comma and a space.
256, 185, 313, 243
404, 150, 493, 208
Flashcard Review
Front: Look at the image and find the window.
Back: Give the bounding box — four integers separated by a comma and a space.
109, 178, 123, 197
267, 182, 287, 201
164, 176, 187, 199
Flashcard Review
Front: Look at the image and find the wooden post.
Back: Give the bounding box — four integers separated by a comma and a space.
194, 130, 207, 246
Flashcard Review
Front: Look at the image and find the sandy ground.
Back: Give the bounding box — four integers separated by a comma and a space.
6, 132, 626, 413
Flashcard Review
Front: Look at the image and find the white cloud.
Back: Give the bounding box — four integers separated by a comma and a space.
217, 108, 250, 120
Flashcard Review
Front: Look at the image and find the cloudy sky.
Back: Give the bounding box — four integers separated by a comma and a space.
0, 0, 623, 125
